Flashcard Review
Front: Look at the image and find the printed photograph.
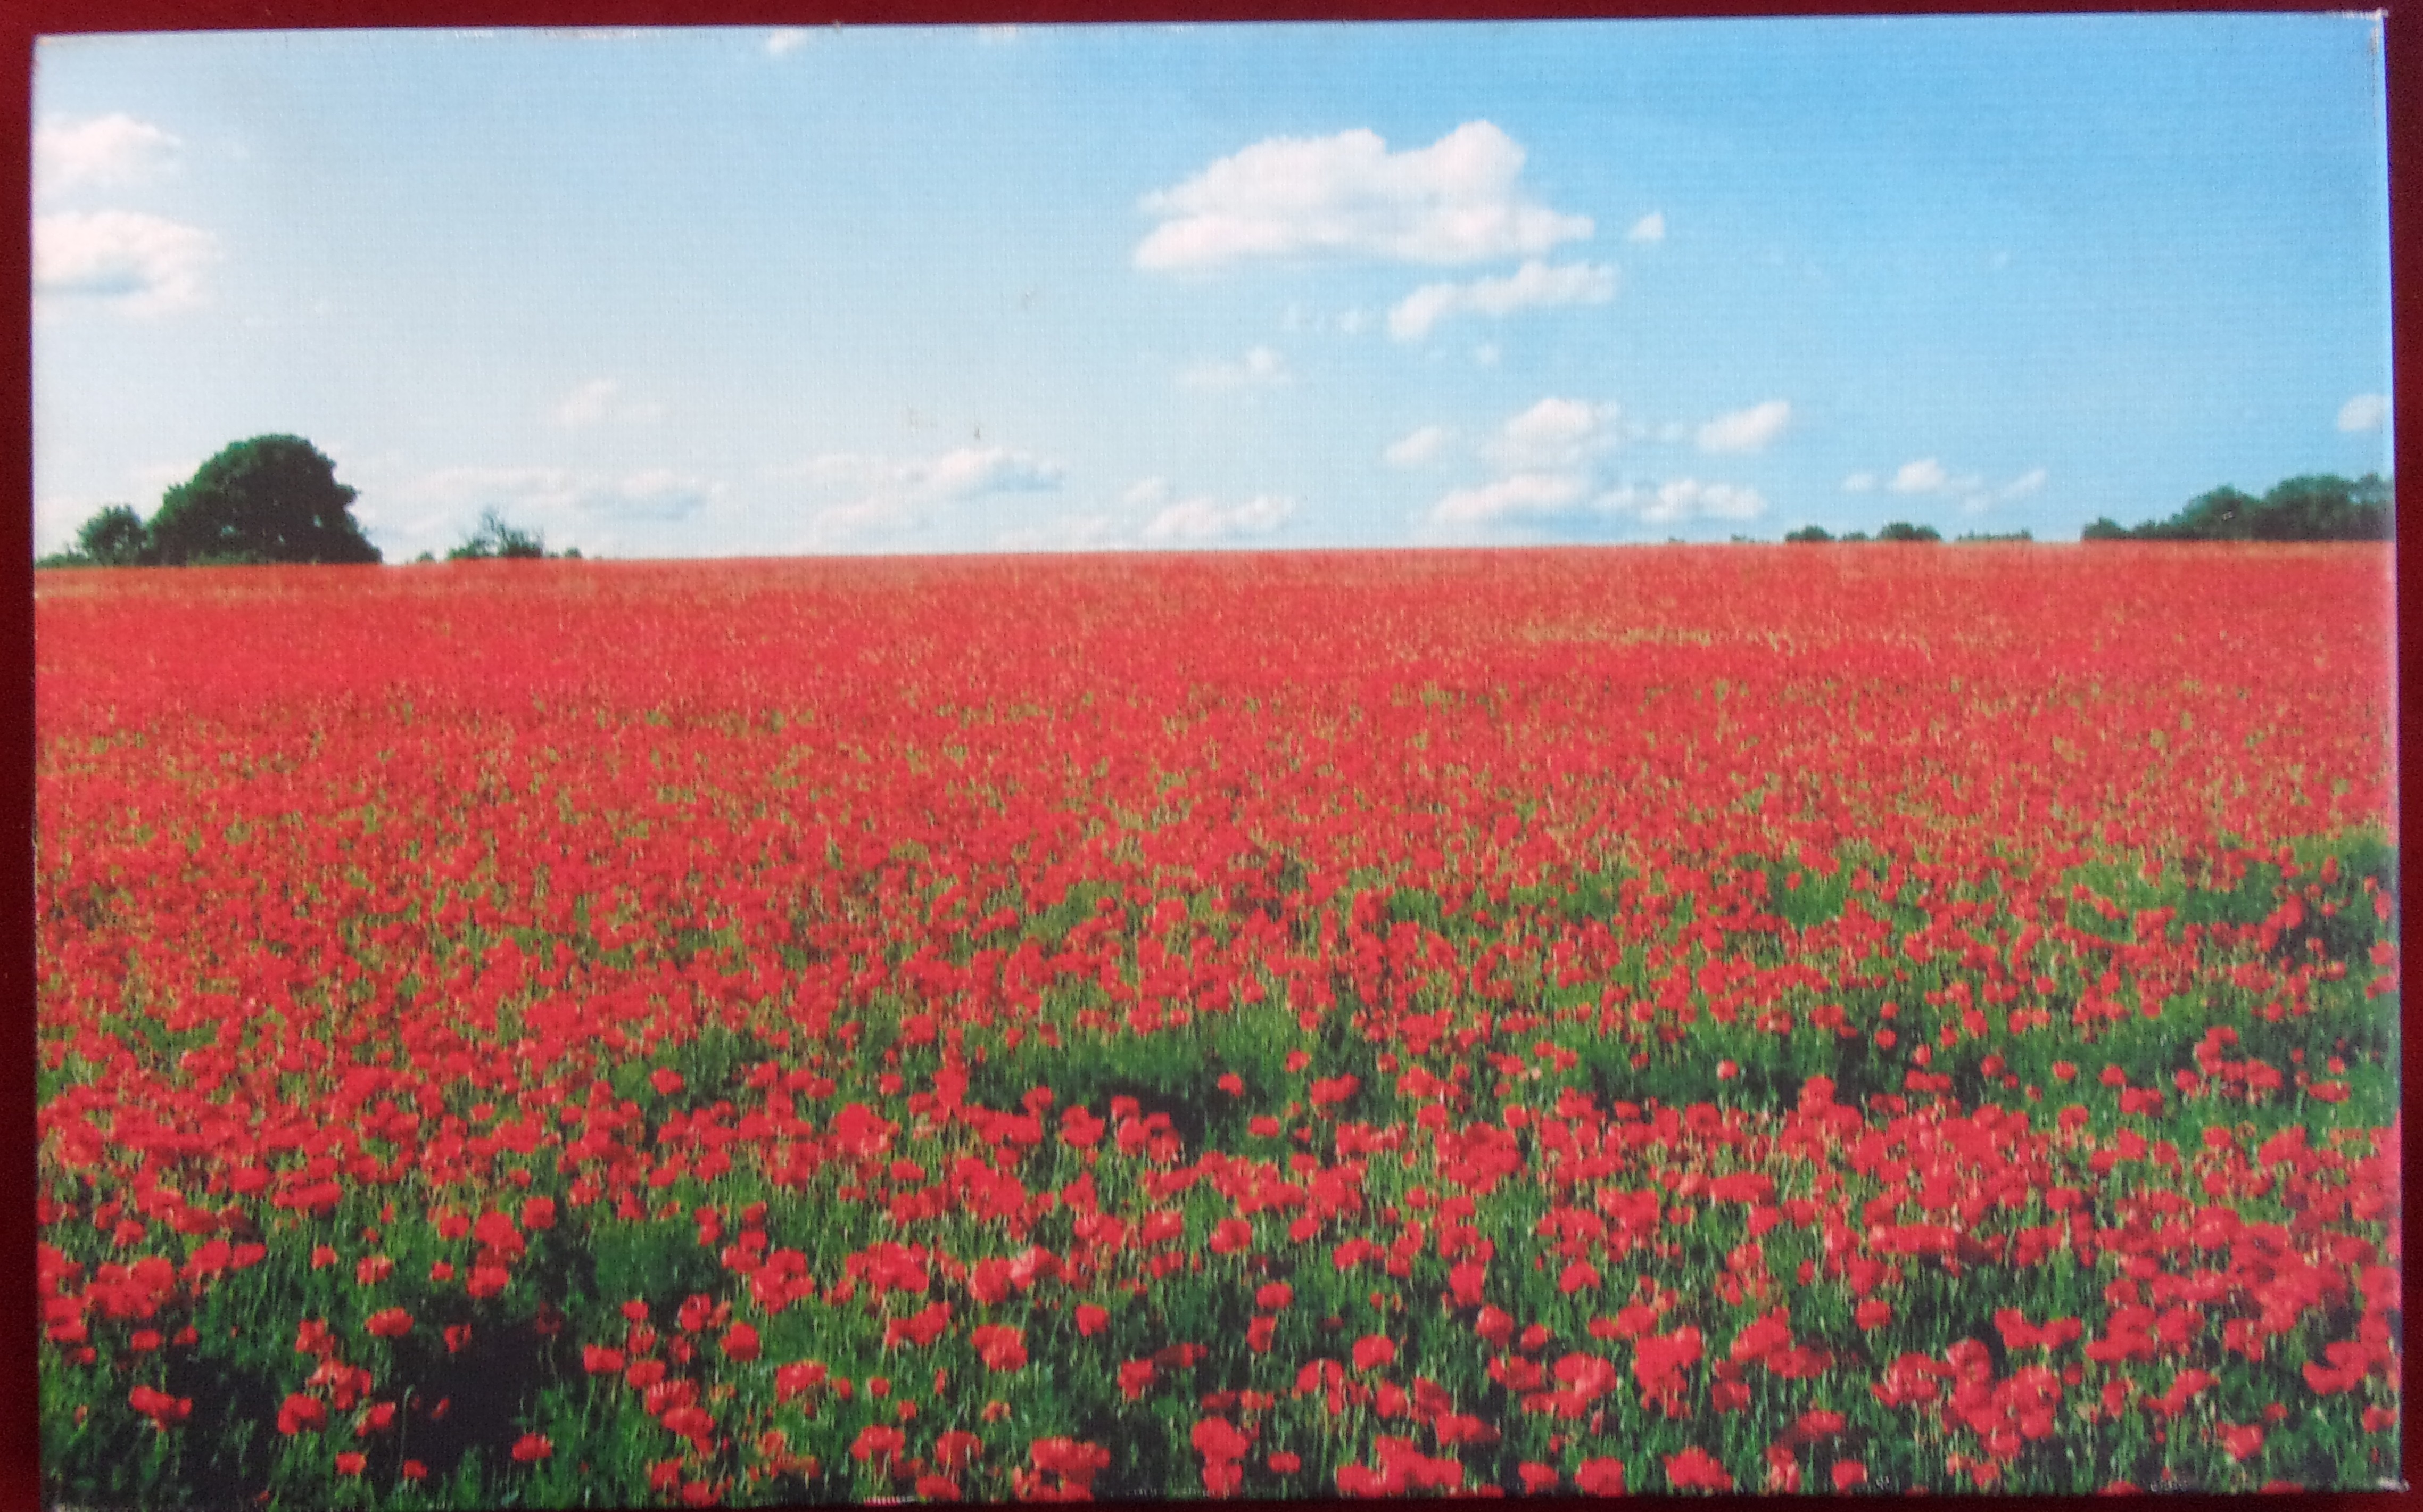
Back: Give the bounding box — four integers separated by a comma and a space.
31, 17, 2401, 1505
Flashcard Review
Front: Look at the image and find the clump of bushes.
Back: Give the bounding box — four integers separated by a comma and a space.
2084, 474, 2391, 541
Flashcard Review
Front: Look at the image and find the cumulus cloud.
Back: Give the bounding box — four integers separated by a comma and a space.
2338, 393, 2389, 432
765, 28, 812, 55
1841, 471, 1877, 493
1387, 259, 1617, 341
551, 378, 663, 429
36, 113, 181, 193
1626, 211, 1665, 243
1694, 399, 1792, 454
1136, 121, 1592, 271
1179, 346, 1291, 391
1142, 493, 1296, 543
1488, 397, 1623, 472
1383, 425, 1453, 468
35, 210, 217, 314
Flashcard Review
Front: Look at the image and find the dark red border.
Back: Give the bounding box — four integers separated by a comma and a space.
3, 4, 2412, 1512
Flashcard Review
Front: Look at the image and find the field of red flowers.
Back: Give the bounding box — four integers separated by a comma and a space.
36, 545, 2401, 1506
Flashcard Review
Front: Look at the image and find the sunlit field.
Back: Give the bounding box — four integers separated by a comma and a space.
36, 545, 2400, 1505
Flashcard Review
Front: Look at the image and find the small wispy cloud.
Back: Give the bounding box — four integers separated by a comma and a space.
1387, 259, 1617, 341
2338, 393, 2389, 433
783, 444, 1066, 546
1383, 425, 1453, 468
1430, 471, 1587, 526
1626, 211, 1665, 243
765, 28, 813, 56
550, 378, 664, 429
1179, 345, 1291, 392
1694, 399, 1791, 455
1142, 493, 1296, 543
1841, 471, 1877, 493
1888, 458, 1949, 494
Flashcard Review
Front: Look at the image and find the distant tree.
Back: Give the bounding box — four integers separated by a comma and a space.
77, 504, 154, 565
448, 507, 550, 561
37, 503, 152, 567
2254, 474, 2392, 540
1875, 521, 1941, 542
1954, 528, 2033, 543
1838, 530, 1872, 543
1784, 525, 1833, 543
2082, 474, 2391, 541
149, 436, 381, 565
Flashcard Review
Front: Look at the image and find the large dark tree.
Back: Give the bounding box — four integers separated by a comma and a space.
148, 436, 382, 565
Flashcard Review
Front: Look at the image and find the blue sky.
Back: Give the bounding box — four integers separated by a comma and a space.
32, 17, 2393, 559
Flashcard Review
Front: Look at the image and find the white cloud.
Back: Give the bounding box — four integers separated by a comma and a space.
1430, 471, 1588, 526
1179, 345, 1291, 391
1626, 211, 1665, 243
1630, 477, 1767, 524
1999, 467, 2048, 499
550, 378, 663, 429
779, 444, 1065, 545
975, 25, 1020, 44
922, 445, 1064, 499
1136, 120, 1593, 271
2338, 393, 2389, 432
765, 28, 812, 56
393, 466, 718, 553
1488, 397, 1622, 472
1888, 458, 1948, 494
1143, 493, 1296, 543
34, 210, 217, 315
1841, 471, 1877, 493
36, 114, 181, 194
1694, 399, 1792, 454
1430, 471, 1764, 530
1387, 259, 1617, 341
1121, 476, 1171, 508
1383, 425, 1452, 468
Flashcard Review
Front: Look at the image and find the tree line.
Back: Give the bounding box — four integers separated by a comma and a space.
2081, 474, 2391, 542
40, 435, 576, 568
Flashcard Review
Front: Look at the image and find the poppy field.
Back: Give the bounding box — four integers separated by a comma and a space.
35, 545, 2402, 1505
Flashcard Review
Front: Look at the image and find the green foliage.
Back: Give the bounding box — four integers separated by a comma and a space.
2083, 473, 2393, 542
1874, 520, 1941, 542
1784, 525, 1832, 543
40, 503, 155, 568
148, 436, 382, 565
448, 506, 582, 561
1954, 528, 2033, 542
80, 504, 154, 565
